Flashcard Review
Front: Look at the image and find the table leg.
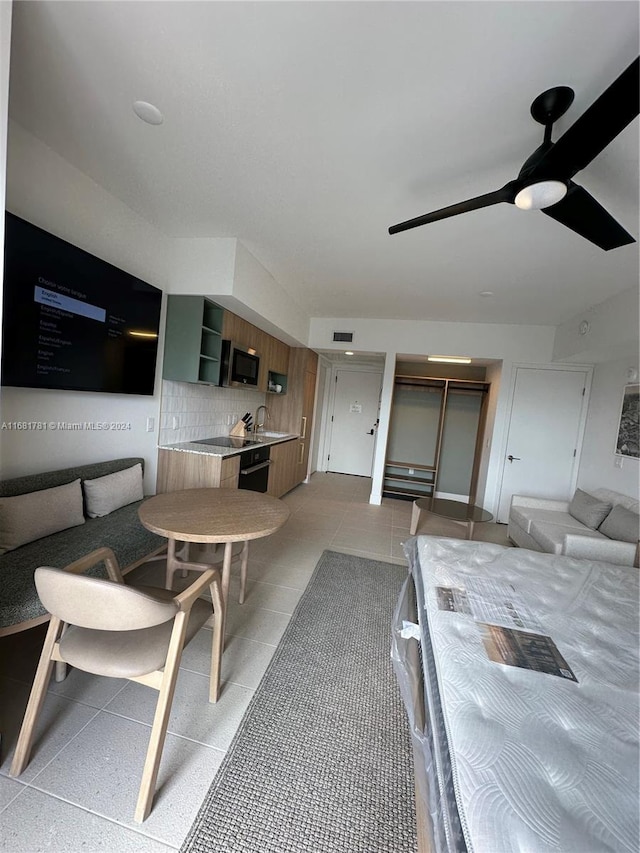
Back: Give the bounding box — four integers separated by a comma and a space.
165, 538, 178, 589
410, 501, 421, 535
220, 541, 234, 643
466, 520, 475, 541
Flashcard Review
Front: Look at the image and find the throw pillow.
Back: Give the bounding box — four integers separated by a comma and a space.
83, 463, 144, 518
568, 488, 613, 530
0, 479, 85, 555
599, 504, 640, 543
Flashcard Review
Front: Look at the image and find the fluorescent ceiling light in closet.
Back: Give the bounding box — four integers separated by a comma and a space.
428, 356, 472, 364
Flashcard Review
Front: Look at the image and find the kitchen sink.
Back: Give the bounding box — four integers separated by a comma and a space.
248, 431, 295, 443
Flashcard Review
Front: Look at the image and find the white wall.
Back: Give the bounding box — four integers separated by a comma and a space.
310, 317, 557, 509
166, 237, 310, 348
475, 361, 503, 505
167, 237, 236, 297
577, 356, 640, 498
231, 242, 309, 346
553, 286, 639, 365
554, 287, 639, 499
1, 123, 170, 491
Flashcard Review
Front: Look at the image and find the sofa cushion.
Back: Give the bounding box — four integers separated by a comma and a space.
530, 521, 606, 555
591, 488, 639, 515
0, 499, 165, 630
0, 479, 85, 555
511, 506, 586, 535
599, 504, 639, 544
568, 489, 613, 530
83, 463, 144, 518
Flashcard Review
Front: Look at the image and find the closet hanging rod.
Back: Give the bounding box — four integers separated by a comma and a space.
394, 376, 489, 392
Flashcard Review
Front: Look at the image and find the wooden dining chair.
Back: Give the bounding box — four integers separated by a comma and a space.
9, 546, 224, 823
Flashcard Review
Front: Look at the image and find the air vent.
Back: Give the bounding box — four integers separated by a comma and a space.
332, 331, 354, 343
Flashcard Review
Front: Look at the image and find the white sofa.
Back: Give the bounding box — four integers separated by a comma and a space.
508, 487, 639, 566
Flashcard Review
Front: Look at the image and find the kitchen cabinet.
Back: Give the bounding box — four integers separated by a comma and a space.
269, 348, 318, 487
156, 450, 239, 493
162, 296, 223, 385
267, 438, 299, 497
221, 309, 290, 393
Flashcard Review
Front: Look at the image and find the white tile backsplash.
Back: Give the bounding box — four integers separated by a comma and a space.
158, 380, 265, 446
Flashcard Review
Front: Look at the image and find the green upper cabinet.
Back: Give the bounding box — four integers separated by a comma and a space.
162, 296, 224, 384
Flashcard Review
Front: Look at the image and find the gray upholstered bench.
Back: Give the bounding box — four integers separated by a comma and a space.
0, 458, 166, 636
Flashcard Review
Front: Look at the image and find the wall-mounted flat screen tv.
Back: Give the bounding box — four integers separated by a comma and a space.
2, 212, 163, 395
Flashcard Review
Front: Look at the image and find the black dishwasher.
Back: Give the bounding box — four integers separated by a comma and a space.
238, 445, 271, 492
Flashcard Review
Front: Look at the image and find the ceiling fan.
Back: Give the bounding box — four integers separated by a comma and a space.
389, 56, 639, 250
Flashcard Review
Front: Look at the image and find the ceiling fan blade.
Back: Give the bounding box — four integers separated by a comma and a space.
536, 56, 639, 180
542, 181, 635, 250
388, 184, 515, 235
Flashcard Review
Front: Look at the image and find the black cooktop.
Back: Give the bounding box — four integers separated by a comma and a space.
192, 436, 256, 448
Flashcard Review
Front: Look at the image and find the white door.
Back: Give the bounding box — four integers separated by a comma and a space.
327, 370, 382, 476
497, 367, 589, 522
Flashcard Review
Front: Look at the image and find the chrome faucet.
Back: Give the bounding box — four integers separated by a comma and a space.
254, 404, 270, 433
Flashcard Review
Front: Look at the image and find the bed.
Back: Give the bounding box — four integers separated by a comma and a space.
392, 536, 639, 853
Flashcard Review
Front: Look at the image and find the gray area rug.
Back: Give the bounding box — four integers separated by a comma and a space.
181, 549, 417, 853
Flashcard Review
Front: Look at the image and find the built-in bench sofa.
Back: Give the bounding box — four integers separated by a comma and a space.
0, 458, 166, 636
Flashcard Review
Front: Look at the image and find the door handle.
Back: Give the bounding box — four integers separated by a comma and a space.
507, 455, 521, 462
240, 460, 272, 475
366, 429, 375, 435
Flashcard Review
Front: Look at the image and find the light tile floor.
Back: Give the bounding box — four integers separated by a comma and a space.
0, 473, 510, 852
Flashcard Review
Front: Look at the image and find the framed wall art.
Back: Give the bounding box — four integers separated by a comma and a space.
615, 383, 639, 458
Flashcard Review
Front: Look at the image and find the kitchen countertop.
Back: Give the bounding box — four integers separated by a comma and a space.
158, 432, 299, 458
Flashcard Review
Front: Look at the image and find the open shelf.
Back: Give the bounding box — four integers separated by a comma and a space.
163, 296, 224, 385
267, 370, 288, 394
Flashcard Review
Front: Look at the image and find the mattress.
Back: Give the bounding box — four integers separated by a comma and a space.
393, 536, 639, 853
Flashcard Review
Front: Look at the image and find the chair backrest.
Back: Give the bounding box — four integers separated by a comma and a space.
35, 567, 178, 631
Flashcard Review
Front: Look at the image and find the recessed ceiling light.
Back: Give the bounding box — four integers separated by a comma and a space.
344, 351, 354, 356
428, 356, 472, 364
480, 291, 494, 297
132, 100, 164, 125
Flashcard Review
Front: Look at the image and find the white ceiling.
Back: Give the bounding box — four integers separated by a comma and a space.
7, 1, 639, 327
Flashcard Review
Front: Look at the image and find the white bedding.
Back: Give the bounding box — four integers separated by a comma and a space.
408, 536, 639, 853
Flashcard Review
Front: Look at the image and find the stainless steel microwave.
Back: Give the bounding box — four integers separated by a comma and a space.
220, 340, 260, 388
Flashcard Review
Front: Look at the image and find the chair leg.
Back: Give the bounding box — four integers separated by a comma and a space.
10, 618, 62, 777
134, 612, 189, 824
209, 578, 224, 703
54, 660, 68, 682
238, 541, 249, 604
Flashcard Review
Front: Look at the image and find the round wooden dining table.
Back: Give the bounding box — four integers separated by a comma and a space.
138, 488, 290, 632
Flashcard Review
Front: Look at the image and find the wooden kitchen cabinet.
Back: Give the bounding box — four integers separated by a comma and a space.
267, 439, 300, 497
156, 450, 239, 493
162, 296, 223, 385
268, 348, 318, 487
221, 309, 290, 393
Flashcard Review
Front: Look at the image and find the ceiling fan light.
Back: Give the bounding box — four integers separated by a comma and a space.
514, 180, 567, 210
